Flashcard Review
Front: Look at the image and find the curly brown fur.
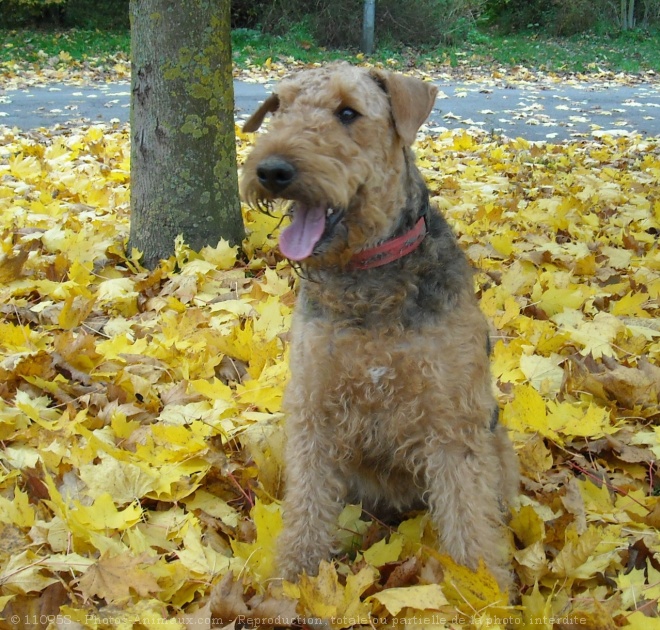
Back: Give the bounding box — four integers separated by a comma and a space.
240, 62, 520, 593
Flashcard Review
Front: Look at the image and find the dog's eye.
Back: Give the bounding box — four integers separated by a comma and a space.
336, 107, 360, 125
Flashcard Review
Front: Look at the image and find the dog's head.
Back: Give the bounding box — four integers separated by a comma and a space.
240, 63, 437, 268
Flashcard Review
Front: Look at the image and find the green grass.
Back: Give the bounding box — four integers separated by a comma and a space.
1, 25, 660, 75
463, 29, 660, 74
0, 29, 129, 64
232, 26, 342, 66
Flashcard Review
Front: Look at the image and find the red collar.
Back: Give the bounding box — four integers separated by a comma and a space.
347, 217, 427, 271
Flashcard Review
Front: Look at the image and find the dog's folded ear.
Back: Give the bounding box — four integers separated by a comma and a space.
370, 70, 438, 145
243, 93, 280, 132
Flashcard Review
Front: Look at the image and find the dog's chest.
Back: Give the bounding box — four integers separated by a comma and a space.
291, 318, 431, 418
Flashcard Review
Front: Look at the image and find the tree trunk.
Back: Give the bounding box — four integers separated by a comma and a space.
362, 0, 376, 54
627, 0, 636, 28
129, 0, 245, 269
620, 0, 636, 28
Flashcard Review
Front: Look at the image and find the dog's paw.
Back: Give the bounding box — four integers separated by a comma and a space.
277, 556, 306, 583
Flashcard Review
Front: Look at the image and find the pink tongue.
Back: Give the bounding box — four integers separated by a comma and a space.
279, 205, 327, 261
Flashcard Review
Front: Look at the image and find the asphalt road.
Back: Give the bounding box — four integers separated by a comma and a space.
1, 78, 660, 142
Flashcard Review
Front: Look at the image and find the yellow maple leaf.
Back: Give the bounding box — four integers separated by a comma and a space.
241, 205, 281, 257
96, 332, 150, 361
521, 582, 554, 629
190, 377, 234, 402
71, 493, 143, 531
231, 500, 282, 582
58, 293, 96, 329
240, 421, 286, 498
612, 291, 651, 317
253, 294, 291, 342
625, 612, 660, 629
362, 535, 404, 566
96, 277, 139, 316
546, 399, 616, 439
178, 522, 231, 576
79, 453, 158, 503
514, 540, 548, 585
519, 353, 564, 395
0, 246, 29, 282
549, 524, 618, 580
200, 238, 239, 270
452, 132, 475, 151
0, 322, 48, 352
501, 259, 537, 296
438, 555, 513, 621
575, 479, 613, 522
0, 550, 58, 595
183, 490, 239, 527
616, 566, 648, 611
289, 561, 378, 628
517, 434, 553, 473
369, 583, 450, 616
502, 384, 559, 442
10, 153, 42, 181
78, 552, 160, 603
491, 339, 526, 384
491, 230, 516, 257
509, 505, 545, 548
553, 311, 623, 359
285, 561, 340, 620
535, 286, 592, 317
340, 566, 380, 624
15, 389, 61, 426
138, 458, 209, 501
336, 503, 371, 553
259, 266, 293, 297
0, 488, 35, 528
236, 361, 287, 411
2, 448, 41, 476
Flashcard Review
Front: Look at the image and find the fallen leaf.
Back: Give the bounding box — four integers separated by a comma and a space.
78, 553, 159, 603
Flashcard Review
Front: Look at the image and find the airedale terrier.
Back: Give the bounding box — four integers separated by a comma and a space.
240, 62, 519, 591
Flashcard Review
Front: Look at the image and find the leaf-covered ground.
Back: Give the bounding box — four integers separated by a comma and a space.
2, 37, 660, 89
0, 120, 659, 629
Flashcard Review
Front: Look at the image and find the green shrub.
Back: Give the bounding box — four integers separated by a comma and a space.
485, 0, 660, 33
0, 0, 64, 27
231, 0, 265, 29
0, 0, 128, 29
484, 0, 556, 32
251, 0, 486, 48
553, 0, 598, 35
61, 0, 128, 29
640, 0, 660, 24
376, 0, 483, 46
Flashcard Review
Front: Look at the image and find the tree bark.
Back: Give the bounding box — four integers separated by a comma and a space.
620, 0, 636, 28
628, 0, 636, 28
129, 0, 245, 269
362, 0, 376, 54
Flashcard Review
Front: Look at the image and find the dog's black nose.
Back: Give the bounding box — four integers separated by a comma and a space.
256, 156, 297, 194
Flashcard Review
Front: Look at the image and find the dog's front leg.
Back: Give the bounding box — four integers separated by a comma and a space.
424, 435, 513, 592
277, 422, 347, 581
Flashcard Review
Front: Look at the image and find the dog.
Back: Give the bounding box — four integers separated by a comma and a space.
240, 62, 519, 591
